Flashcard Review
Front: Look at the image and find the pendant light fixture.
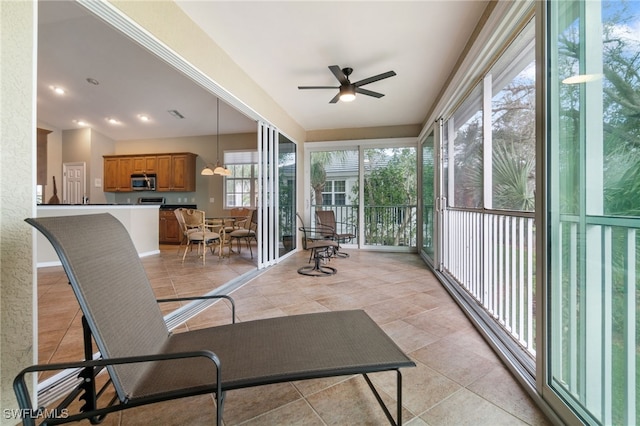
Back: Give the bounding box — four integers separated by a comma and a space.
201, 98, 232, 176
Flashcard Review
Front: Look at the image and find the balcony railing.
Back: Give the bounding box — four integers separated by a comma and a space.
311, 204, 418, 248
311, 204, 538, 356
443, 209, 537, 356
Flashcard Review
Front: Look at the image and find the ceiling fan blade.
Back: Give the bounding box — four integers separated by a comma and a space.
356, 87, 384, 98
298, 86, 338, 90
329, 65, 349, 85
329, 92, 341, 103
354, 70, 396, 87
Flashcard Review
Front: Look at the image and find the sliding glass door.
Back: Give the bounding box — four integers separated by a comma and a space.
258, 122, 299, 267
306, 141, 417, 250
278, 134, 296, 257
547, 1, 640, 423
363, 147, 417, 248
421, 129, 435, 263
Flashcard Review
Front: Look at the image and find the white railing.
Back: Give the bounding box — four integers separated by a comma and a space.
443, 209, 536, 356
553, 217, 638, 425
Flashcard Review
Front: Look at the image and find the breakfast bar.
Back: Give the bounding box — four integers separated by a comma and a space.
35, 204, 160, 267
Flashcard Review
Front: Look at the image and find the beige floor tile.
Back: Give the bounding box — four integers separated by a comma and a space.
380, 319, 439, 353
467, 364, 552, 426
241, 399, 324, 426
36, 247, 550, 426
306, 375, 413, 425
222, 383, 301, 425
421, 388, 527, 426
411, 339, 499, 387
369, 361, 462, 417
120, 394, 217, 425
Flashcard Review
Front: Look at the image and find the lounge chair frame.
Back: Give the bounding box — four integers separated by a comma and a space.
16, 213, 414, 425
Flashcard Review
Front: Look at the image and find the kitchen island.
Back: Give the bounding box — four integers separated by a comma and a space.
35, 204, 159, 267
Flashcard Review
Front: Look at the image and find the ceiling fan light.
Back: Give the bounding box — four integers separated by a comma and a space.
339, 85, 356, 102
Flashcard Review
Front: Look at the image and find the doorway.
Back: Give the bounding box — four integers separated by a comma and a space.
63, 162, 86, 204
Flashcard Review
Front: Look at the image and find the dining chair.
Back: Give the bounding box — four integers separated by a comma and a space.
221, 207, 250, 234
180, 209, 220, 264
228, 209, 257, 258
174, 208, 197, 256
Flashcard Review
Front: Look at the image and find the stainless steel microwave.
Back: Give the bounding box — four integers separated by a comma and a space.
131, 174, 156, 191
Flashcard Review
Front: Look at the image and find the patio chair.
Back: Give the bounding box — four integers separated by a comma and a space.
315, 209, 356, 258
16, 213, 415, 425
296, 213, 339, 276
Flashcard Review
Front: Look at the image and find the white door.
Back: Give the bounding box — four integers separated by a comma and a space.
63, 162, 86, 204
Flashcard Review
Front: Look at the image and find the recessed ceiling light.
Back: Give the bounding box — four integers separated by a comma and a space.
73, 119, 89, 126
86, 77, 100, 85
50, 86, 65, 95
138, 114, 151, 122
106, 117, 120, 125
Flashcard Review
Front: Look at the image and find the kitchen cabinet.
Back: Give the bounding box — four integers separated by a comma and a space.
159, 209, 181, 244
104, 156, 133, 192
104, 153, 195, 192
156, 153, 196, 192
132, 156, 156, 173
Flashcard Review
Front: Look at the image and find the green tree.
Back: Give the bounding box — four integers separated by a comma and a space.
358, 148, 417, 246
310, 151, 350, 209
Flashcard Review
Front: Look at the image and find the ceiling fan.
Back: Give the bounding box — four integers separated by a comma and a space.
298, 65, 396, 103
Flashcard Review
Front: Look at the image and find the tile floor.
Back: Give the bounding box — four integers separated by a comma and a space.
36, 245, 551, 425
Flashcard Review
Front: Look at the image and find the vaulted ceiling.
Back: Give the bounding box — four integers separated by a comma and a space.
37, 1, 489, 141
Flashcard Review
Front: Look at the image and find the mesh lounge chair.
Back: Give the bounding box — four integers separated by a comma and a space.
315, 209, 356, 258
16, 213, 414, 425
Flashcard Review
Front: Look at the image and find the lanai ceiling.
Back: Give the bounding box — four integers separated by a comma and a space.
37, 1, 489, 141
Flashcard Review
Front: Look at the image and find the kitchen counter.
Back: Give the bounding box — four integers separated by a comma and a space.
36, 204, 160, 267
159, 204, 197, 211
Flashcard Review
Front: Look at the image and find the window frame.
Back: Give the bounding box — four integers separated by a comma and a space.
223, 150, 259, 209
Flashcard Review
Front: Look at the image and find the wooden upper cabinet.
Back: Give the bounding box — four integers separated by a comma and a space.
155, 155, 172, 191
108, 152, 195, 192
155, 153, 196, 192
170, 153, 196, 191
132, 156, 156, 173
104, 156, 133, 192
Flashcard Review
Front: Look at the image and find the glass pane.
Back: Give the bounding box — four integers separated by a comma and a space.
549, 1, 640, 424
490, 21, 536, 211
310, 150, 358, 235
451, 83, 483, 208
363, 147, 417, 247
278, 134, 296, 256
422, 131, 435, 258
